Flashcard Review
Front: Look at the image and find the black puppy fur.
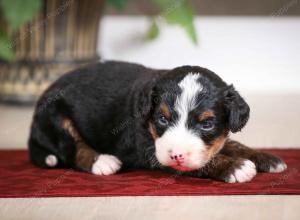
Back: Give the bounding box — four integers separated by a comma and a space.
28, 61, 286, 183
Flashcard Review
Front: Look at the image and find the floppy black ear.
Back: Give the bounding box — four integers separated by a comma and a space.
224, 85, 250, 133
136, 79, 157, 117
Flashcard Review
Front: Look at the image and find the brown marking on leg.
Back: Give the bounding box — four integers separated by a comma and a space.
63, 117, 98, 172
198, 110, 215, 122
75, 141, 99, 172
160, 102, 171, 119
63, 118, 82, 142
221, 139, 256, 158
149, 122, 159, 140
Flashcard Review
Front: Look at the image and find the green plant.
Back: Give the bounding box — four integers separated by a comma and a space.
0, 0, 42, 60
147, 0, 197, 43
108, 0, 197, 44
0, 0, 197, 61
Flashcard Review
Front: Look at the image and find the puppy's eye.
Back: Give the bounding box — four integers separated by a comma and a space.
200, 120, 214, 131
158, 115, 169, 126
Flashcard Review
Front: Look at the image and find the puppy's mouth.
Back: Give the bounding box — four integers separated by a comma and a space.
168, 159, 201, 172
170, 164, 195, 172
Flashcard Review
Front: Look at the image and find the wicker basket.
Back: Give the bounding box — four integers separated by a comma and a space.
0, 0, 105, 104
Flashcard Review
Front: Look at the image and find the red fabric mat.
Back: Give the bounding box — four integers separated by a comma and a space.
0, 149, 299, 198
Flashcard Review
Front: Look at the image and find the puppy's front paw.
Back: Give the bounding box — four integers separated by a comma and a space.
227, 159, 257, 183
250, 152, 287, 173
205, 156, 257, 183
91, 154, 122, 175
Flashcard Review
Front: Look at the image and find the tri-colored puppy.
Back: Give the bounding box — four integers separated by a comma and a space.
29, 61, 287, 183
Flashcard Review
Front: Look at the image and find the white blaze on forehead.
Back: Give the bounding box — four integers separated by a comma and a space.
175, 73, 202, 124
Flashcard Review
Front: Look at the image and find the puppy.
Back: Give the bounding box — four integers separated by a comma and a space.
28, 61, 287, 183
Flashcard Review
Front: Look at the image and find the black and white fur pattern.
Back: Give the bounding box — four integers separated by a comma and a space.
28, 61, 287, 183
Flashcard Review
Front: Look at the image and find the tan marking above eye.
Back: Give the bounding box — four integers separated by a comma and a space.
160, 102, 171, 119
198, 110, 215, 122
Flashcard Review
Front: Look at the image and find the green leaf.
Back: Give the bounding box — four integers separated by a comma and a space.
0, 0, 42, 31
154, 0, 198, 44
146, 19, 160, 40
0, 30, 15, 61
107, 0, 128, 11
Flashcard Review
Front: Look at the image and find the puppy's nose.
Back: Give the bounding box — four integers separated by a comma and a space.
170, 153, 184, 162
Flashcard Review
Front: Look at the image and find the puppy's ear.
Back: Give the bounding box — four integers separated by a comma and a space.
136, 79, 157, 117
224, 85, 250, 133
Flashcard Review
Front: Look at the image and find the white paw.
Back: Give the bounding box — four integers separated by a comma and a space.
228, 160, 257, 183
91, 154, 122, 175
269, 162, 287, 173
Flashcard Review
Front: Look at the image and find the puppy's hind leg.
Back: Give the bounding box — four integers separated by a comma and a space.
29, 115, 75, 169
63, 118, 122, 175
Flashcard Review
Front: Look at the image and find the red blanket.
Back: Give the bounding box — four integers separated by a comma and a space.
0, 149, 299, 198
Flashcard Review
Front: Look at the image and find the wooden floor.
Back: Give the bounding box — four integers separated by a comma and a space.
1, 196, 299, 220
